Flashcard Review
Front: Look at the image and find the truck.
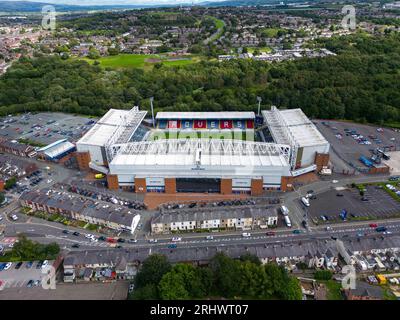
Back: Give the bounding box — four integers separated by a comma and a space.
284, 215, 292, 228
319, 167, 332, 176
359, 155, 373, 168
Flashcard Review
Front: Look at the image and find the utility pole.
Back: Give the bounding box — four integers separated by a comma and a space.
257, 96, 262, 116
150, 97, 155, 128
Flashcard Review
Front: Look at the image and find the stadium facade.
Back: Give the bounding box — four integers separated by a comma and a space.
76, 106, 330, 195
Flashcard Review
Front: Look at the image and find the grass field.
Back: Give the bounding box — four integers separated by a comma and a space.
247, 47, 272, 54
83, 54, 202, 70
149, 130, 254, 141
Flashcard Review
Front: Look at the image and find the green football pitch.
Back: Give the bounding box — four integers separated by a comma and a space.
148, 130, 254, 141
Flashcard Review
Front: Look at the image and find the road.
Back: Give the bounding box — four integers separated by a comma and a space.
0, 154, 397, 253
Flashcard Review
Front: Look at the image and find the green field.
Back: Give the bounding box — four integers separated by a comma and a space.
149, 130, 254, 141
247, 47, 272, 54
83, 54, 201, 70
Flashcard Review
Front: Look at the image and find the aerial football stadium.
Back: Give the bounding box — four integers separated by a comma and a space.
76, 106, 330, 195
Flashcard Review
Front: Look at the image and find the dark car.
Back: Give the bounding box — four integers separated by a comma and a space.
302, 220, 308, 228
293, 229, 302, 234
27, 280, 34, 288
71, 244, 80, 248
361, 197, 369, 201
62, 230, 69, 234
266, 231, 276, 236
98, 236, 106, 241
25, 261, 33, 269
117, 238, 125, 243
336, 193, 344, 197
73, 231, 80, 236
15, 262, 23, 270
188, 203, 197, 208
36, 261, 43, 269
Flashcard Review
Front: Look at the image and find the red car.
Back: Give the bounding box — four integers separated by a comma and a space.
266, 231, 276, 236
369, 223, 378, 228
106, 237, 117, 243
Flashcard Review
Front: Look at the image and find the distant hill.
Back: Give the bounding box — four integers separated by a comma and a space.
0, 0, 321, 13
0, 1, 153, 13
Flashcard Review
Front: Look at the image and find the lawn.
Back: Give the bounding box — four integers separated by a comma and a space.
83, 54, 201, 70
247, 47, 272, 54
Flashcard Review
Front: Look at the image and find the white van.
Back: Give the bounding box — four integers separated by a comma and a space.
301, 197, 310, 207
280, 205, 289, 216
284, 215, 292, 228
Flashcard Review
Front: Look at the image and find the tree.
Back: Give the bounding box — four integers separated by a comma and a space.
134, 254, 171, 291
159, 271, 190, 300
314, 270, 333, 281
209, 253, 242, 298
282, 277, 303, 300
239, 253, 261, 265
238, 261, 268, 298
131, 284, 159, 300
0, 192, 5, 204
5, 177, 17, 190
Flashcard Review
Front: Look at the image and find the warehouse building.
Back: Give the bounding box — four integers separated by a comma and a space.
37, 139, 76, 161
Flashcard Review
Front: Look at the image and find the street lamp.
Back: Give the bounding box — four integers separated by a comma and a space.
256, 96, 262, 116
150, 97, 155, 128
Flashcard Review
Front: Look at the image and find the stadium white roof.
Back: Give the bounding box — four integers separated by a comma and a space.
109, 139, 291, 177
156, 112, 255, 120
77, 108, 147, 147
262, 107, 328, 148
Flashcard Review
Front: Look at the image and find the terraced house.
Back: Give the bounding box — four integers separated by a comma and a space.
19, 189, 140, 233
151, 206, 279, 234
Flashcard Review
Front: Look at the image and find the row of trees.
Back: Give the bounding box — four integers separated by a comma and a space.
1, 33, 400, 124
131, 253, 302, 300
0, 235, 60, 262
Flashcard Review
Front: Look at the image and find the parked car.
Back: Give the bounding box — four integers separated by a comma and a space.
117, 238, 125, 243
73, 231, 80, 236
41, 260, 49, 269
27, 280, 34, 288
369, 223, 378, 228
25, 261, 33, 269
242, 233, 251, 237
62, 230, 69, 234
292, 230, 302, 234
4, 262, 12, 270
171, 237, 182, 242
168, 244, 177, 249
98, 236, 106, 241
15, 262, 23, 269
205, 236, 214, 240
72, 244, 80, 248
266, 231, 276, 236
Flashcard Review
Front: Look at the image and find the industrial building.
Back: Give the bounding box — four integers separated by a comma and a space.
76, 106, 330, 195
37, 139, 76, 161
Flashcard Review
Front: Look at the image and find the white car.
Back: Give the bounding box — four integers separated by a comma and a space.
4, 262, 12, 270
85, 234, 93, 239
206, 236, 214, 240
332, 180, 339, 184
41, 260, 49, 269
11, 214, 18, 221
171, 237, 182, 242
242, 233, 251, 237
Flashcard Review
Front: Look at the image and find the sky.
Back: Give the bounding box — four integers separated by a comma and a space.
2, 0, 227, 6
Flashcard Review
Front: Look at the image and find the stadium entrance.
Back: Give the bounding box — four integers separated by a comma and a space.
176, 178, 221, 193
